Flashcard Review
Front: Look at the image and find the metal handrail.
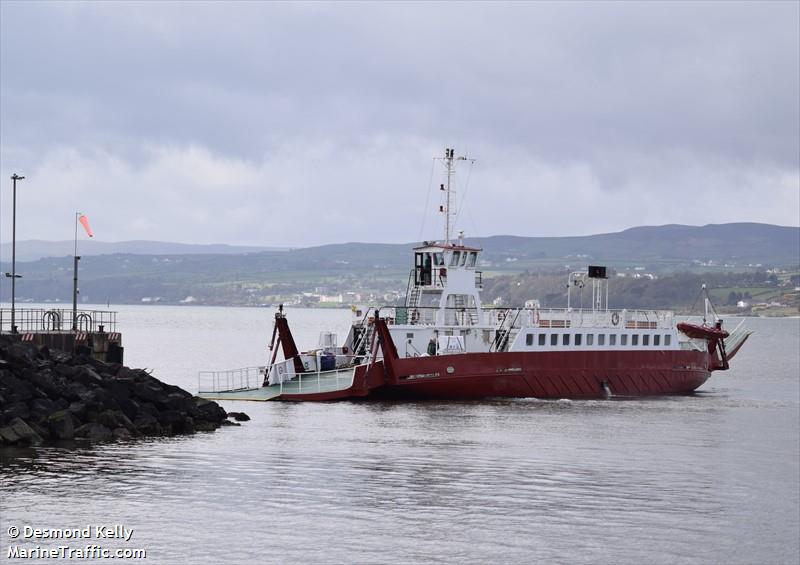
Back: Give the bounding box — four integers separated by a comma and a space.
371, 305, 675, 330
0, 307, 118, 333
278, 366, 355, 395
198, 366, 265, 393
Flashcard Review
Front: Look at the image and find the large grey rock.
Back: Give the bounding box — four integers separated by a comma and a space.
3, 374, 35, 403
0, 417, 44, 446
159, 391, 193, 411
54, 364, 80, 378
3, 343, 39, 368
194, 420, 219, 432
48, 410, 76, 440
194, 398, 227, 422
112, 427, 132, 441
74, 366, 104, 387
67, 399, 86, 414
132, 413, 162, 435
74, 423, 113, 442
2, 401, 30, 421
98, 410, 136, 433
133, 381, 165, 403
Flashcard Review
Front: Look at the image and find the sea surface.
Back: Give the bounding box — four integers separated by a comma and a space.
1, 306, 798, 564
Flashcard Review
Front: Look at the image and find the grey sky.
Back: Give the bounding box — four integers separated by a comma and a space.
1, 1, 798, 247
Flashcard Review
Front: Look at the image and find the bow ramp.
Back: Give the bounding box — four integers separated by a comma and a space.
723, 319, 753, 361
198, 366, 359, 402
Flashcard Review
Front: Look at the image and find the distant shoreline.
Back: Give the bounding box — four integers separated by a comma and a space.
4, 301, 797, 318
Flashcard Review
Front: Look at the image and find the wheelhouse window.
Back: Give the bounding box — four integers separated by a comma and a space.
450, 251, 460, 266
654, 334, 660, 346
460, 252, 468, 266
643, 335, 650, 346
467, 252, 478, 268
587, 334, 594, 346
575, 334, 582, 346
621, 334, 628, 346
526, 334, 534, 346
664, 335, 671, 346
598, 334, 606, 346
632, 335, 639, 346
550, 334, 558, 346
563, 334, 570, 346
609, 334, 617, 346
434, 253, 445, 266
538, 334, 546, 346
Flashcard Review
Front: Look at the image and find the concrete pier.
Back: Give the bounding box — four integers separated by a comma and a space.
0, 307, 123, 363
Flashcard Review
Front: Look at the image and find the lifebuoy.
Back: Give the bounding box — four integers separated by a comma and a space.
611, 312, 620, 326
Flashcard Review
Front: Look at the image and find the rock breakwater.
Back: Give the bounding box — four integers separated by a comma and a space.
0, 336, 239, 446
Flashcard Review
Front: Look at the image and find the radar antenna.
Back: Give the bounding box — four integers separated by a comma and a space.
435, 148, 475, 245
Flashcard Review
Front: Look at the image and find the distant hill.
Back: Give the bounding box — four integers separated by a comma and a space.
0, 240, 288, 262
469, 223, 800, 266
0, 223, 796, 306
4, 223, 796, 265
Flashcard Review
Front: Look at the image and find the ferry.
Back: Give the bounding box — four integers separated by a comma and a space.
199, 149, 751, 402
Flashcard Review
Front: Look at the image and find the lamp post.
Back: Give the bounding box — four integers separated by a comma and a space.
9, 174, 24, 333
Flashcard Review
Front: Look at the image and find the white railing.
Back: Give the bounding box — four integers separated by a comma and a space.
383, 305, 674, 330
532, 308, 674, 330
278, 367, 355, 395
482, 307, 675, 330
198, 366, 265, 393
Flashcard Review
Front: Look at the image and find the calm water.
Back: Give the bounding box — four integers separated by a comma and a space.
1, 306, 798, 564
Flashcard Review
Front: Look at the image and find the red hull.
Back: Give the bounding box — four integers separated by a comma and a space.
279, 349, 712, 401
374, 350, 711, 400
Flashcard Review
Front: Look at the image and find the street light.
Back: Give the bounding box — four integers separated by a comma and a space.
9, 174, 24, 333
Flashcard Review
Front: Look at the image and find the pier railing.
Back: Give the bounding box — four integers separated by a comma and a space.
0, 308, 118, 333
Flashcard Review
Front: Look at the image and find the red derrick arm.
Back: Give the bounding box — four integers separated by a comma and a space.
677, 322, 732, 371
373, 315, 399, 383
275, 314, 305, 374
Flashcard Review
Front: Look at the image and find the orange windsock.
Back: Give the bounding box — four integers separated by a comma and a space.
79, 215, 94, 238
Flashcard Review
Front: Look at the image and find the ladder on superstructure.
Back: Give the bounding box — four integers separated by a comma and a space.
453, 294, 479, 326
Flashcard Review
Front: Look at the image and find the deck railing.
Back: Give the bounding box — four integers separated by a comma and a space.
279, 367, 355, 395
198, 366, 265, 393
199, 362, 357, 394
0, 308, 118, 333
381, 306, 674, 330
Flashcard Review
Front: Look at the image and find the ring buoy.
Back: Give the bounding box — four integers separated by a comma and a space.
611, 312, 620, 326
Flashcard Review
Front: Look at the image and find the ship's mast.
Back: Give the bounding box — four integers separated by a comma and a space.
438, 148, 474, 245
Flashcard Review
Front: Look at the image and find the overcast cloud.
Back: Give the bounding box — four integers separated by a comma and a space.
1, 1, 798, 247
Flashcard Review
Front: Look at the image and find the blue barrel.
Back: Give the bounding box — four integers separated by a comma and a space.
320, 352, 336, 371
